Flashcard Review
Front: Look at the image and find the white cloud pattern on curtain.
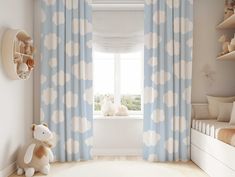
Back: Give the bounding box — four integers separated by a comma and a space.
144, 0, 193, 162
40, 0, 93, 161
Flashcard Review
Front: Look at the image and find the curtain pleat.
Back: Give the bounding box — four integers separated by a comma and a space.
40, 0, 93, 162
143, 0, 193, 162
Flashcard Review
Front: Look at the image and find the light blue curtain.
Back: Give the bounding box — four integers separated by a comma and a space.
143, 0, 193, 161
40, 0, 93, 161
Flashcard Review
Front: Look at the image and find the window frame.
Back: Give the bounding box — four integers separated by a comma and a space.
93, 52, 143, 116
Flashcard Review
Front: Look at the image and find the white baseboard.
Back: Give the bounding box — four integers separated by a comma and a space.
93, 148, 142, 156
0, 162, 16, 177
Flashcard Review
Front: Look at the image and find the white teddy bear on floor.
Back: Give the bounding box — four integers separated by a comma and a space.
16, 124, 54, 177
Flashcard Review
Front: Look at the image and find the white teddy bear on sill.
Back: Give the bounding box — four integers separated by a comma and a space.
101, 96, 116, 116
16, 124, 54, 177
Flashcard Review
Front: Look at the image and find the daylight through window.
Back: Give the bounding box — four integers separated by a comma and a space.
93, 51, 143, 114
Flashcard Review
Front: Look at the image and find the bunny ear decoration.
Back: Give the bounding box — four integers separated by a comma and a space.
32, 124, 36, 131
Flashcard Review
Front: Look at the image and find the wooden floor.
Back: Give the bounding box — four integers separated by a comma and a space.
10, 156, 209, 177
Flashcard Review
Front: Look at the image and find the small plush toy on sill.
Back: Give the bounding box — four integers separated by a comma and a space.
16, 124, 55, 177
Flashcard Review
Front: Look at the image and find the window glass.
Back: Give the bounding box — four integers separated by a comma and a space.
93, 51, 142, 113
93, 52, 114, 111
120, 52, 142, 111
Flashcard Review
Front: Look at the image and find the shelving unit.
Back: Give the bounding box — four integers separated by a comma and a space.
217, 51, 235, 61
217, 14, 235, 61
1, 29, 35, 80
217, 14, 235, 29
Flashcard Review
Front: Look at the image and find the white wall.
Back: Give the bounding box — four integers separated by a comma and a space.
192, 0, 235, 103
0, 0, 33, 176
93, 118, 143, 156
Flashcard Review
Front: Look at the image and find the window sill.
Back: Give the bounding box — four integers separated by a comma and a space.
93, 115, 143, 120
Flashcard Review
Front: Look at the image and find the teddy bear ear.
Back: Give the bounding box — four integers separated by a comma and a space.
42, 123, 48, 127
32, 124, 36, 131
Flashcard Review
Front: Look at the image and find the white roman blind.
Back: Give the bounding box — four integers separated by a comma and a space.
93, 10, 144, 53
92, 0, 144, 4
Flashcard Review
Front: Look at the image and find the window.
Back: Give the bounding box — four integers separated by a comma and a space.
93, 51, 143, 114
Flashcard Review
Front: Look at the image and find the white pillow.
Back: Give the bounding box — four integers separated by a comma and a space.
207, 95, 235, 118
230, 102, 235, 125
217, 102, 233, 122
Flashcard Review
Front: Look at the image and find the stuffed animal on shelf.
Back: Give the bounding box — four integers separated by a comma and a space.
19, 41, 26, 54
228, 34, 235, 52
101, 95, 115, 116
14, 53, 22, 64
218, 35, 230, 56
16, 124, 54, 177
115, 105, 129, 116
26, 58, 35, 71
24, 40, 35, 55
14, 39, 21, 53
224, 0, 235, 19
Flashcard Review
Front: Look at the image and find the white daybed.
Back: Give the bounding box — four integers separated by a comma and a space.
191, 104, 235, 177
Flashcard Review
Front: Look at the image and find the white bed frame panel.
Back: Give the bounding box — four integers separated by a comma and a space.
191, 129, 235, 177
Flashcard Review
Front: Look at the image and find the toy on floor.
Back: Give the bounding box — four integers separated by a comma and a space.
16, 123, 54, 177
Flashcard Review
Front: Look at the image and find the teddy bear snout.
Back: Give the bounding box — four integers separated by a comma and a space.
44, 129, 53, 141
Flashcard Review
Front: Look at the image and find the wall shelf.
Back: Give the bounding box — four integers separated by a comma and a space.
217, 51, 235, 61
217, 14, 235, 29
1, 29, 35, 80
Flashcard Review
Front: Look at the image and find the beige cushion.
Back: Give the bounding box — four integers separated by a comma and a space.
230, 102, 235, 125
217, 102, 233, 122
207, 95, 235, 118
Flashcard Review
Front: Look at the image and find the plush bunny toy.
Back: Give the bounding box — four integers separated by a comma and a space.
16, 124, 54, 177
101, 95, 115, 116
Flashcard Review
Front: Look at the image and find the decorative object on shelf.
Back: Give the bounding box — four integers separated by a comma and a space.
101, 95, 116, 116
115, 105, 129, 116
218, 34, 230, 56
18, 62, 29, 72
25, 40, 35, 55
224, 0, 235, 20
19, 41, 26, 54
1, 29, 35, 80
228, 34, 235, 52
18, 62, 29, 80
26, 58, 35, 71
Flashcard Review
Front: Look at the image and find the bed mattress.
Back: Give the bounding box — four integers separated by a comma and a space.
192, 119, 235, 138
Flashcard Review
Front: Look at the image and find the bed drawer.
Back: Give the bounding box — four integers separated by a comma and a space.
191, 128, 235, 171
